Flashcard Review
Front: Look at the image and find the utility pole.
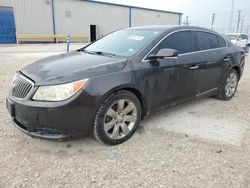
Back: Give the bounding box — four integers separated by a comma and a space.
211, 13, 216, 30
186, 16, 189, 26
228, 0, 235, 32
236, 10, 241, 33
240, 19, 244, 33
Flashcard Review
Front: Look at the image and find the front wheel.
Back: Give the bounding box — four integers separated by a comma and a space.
215, 69, 239, 100
93, 90, 141, 145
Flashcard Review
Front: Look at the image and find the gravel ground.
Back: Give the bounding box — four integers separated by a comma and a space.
0, 44, 250, 188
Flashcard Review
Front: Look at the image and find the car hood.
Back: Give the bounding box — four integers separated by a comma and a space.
21, 51, 127, 85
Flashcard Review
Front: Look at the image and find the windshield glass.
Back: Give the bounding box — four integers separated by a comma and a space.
84, 29, 162, 57
226, 34, 238, 40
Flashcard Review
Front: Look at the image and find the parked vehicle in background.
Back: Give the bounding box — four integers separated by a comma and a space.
6, 26, 245, 145
226, 33, 249, 53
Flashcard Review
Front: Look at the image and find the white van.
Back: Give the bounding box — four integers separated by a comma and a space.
226, 33, 249, 53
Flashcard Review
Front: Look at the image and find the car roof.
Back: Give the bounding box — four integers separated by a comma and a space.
128, 25, 221, 35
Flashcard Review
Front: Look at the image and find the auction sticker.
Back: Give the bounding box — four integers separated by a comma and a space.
128, 35, 145, 41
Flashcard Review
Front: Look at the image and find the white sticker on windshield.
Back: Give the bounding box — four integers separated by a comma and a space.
128, 35, 145, 41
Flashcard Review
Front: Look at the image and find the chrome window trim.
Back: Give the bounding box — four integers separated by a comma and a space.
142, 29, 228, 62
10, 74, 35, 101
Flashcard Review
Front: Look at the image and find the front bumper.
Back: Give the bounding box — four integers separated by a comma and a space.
6, 90, 98, 140
12, 117, 69, 140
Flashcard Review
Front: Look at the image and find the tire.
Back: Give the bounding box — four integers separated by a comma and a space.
215, 69, 239, 100
93, 90, 141, 145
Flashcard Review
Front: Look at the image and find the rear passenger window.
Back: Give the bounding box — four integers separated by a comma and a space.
196, 31, 219, 50
217, 36, 226, 47
152, 31, 196, 54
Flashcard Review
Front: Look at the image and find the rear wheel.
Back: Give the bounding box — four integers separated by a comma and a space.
215, 69, 239, 100
93, 90, 141, 145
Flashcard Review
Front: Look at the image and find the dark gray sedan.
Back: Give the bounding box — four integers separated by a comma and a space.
6, 25, 245, 145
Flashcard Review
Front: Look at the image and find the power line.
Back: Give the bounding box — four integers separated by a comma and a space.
183, 10, 250, 34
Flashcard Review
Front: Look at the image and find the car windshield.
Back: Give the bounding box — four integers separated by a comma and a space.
84, 29, 162, 57
226, 34, 238, 40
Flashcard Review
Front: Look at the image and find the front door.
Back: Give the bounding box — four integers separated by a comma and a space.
141, 30, 200, 110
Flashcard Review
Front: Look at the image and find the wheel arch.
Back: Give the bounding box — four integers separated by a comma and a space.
230, 50, 245, 79
231, 65, 241, 78
97, 85, 148, 119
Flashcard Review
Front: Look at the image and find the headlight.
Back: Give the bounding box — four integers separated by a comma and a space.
32, 79, 88, 101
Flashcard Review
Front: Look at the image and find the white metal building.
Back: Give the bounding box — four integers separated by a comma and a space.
0, 0, 182, 43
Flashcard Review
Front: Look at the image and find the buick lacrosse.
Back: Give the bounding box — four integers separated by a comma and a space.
6, 26, 245, 145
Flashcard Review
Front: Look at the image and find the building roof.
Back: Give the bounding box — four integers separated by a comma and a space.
83, 0, 183, 15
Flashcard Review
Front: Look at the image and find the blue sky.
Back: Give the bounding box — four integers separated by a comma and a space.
93, 0, 250, 34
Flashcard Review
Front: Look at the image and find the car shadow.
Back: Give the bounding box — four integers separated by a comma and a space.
17, 96, 243, 154
139, 96, 244, 146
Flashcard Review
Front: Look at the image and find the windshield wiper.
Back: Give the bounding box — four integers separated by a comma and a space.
80, 49, 117, 57
80, 49, 96, 55
94, 51, 117, 57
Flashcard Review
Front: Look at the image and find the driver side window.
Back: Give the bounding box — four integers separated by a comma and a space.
151, 31, 196, 55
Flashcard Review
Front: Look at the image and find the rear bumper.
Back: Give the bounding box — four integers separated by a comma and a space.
6, 90, 98, 140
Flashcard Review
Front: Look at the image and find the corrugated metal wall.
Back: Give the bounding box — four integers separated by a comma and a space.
54, 0, 129, 38
0, 0, 181, 42
13, 0, 54, 35
0, 0, 13, 7
0, 0, 53, 35
131, 8, 180, 27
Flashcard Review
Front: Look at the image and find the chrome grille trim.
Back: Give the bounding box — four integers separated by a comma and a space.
11, 74, 34, 100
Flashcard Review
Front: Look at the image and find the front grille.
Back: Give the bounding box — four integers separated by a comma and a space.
11, 74, 34, 99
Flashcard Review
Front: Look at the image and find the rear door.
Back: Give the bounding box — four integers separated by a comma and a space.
194, 31, 227, 96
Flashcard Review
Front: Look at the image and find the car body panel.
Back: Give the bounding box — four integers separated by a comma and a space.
6, 25, 245, 140
21, 51, 127, 85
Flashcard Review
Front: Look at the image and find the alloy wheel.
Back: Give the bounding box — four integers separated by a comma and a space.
104, 99, 138, 140
225, 72, 238, 98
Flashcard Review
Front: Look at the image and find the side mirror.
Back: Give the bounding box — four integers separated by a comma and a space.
147, 48, 178, 60
237, 37, 242, 41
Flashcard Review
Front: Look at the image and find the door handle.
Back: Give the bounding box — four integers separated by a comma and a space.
189, 65, 199, 70
223, 57, 230, 62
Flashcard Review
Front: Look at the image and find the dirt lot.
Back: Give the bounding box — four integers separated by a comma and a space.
0, 44, 250, 187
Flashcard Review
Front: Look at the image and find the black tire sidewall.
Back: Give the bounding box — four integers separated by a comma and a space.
93, 90, 141, 145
